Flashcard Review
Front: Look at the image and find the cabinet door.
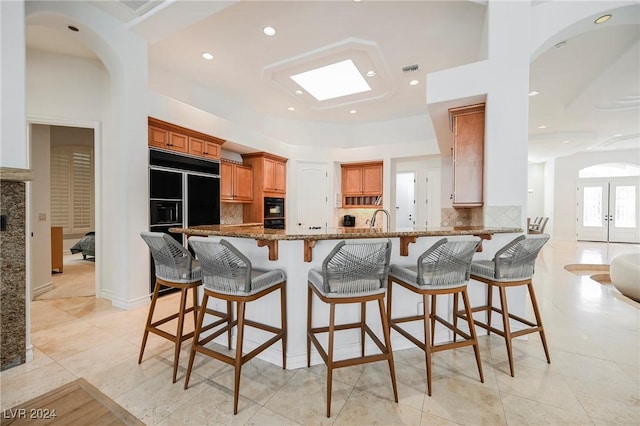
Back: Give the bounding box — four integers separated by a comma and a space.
274, 161, 286, 193
263, 158, 277, 191
453, 109, 484, 206
149, 126, 169, 149
362, 164, 382, 194
234, 164, 253, 201
169, 132, 188, 153
342, 166, 363, 194
220, 161, 234, 200
203, 141, 220, 159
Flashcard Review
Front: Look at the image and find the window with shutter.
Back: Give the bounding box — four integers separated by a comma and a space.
50, 146, 94, 235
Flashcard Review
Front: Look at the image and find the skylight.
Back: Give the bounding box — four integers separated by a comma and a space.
290, 59, 371, 101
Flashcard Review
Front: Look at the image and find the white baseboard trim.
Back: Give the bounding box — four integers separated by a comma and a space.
32, 282, 53, 298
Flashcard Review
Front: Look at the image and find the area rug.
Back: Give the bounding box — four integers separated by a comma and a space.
1, 378, 143, 425
564, 263, 611, 285
35, 258, 95, 300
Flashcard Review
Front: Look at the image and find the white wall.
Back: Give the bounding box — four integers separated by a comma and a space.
29, 124, 52, 297
527, 163, 545, 219
553, 149, 640, 241
0, 0, 27, 169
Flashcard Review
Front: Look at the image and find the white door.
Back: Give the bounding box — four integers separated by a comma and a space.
577, 177, 640, 243
395, 172, 415, 230
295, 161, 329, 230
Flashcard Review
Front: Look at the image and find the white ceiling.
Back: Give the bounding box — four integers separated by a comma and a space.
26, 0, 640, 163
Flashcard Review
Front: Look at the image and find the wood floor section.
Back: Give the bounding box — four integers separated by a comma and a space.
1, 378, 143, 425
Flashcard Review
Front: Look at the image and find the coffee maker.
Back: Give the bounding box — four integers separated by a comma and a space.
343, 215, 355, 227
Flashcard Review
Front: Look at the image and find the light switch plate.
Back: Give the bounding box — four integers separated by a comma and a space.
39, 213, 47, 221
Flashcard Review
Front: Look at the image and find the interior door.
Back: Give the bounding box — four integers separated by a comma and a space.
296, 162, 328, 229
577, 177, 640, 243
395, 172, 415, 230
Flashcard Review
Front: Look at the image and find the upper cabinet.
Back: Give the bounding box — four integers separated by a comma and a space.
221, 159, 253, 203
341, 161, 383, 208
148, 117, 224, 160
188, 136, 220, 161
242, 152, 288, 196
449, 104, 485, 207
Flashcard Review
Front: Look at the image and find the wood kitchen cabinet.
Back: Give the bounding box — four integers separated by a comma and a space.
221, 159, 253, 203
449, 104, 484, 207
189, 136, 220, 160
148, 117, 223, 160
241, 152, 288, 223
341, 161, 383, 208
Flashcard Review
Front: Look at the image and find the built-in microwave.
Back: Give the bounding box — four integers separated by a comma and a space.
150, 200, 183, 226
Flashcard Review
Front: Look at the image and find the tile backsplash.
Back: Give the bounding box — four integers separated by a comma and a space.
441, 207, 483, 226
484, 205, 522, 228
220, 203, 243, 225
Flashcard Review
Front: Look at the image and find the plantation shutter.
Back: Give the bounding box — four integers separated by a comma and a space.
50, 146, 94, 234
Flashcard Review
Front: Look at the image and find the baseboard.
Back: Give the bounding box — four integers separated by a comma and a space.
32, 282, 53, 298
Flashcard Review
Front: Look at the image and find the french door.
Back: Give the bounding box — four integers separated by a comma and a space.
577, 177, 640, 243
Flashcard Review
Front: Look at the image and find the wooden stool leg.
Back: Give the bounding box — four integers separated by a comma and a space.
172, 287, 189, 383
326, 302, 336, 418
462, 288, 484, 383
191, 285, 198, 327
280, 283, 287, 369
498, 286, 515, 377
307, 285, 312, 368
233, 301, 246, 415
486, 283, 494, 334
378, 297, 398, 402
430, 294, 437, 346
185, 292, 209, 390
139, 281, 160, 364
528, 282, 551, 364
226, 300, 233, 350
452, 292, 459, 342
423, 293, 433, 397
360, 302, 366, 357
386, 277, 394, 325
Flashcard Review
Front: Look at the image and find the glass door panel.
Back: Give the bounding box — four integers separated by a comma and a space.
577, 178, 640, 243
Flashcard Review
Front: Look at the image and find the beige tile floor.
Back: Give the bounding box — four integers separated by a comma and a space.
2, 240, 639, 425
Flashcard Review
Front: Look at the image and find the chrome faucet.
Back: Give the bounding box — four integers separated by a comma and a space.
370, 209, 390, 231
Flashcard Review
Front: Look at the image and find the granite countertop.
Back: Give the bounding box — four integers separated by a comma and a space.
170, 224, 522, 241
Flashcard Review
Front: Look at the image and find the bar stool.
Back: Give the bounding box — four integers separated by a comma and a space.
307, 239, 398, 418
457, 233, 550, 376
387, 237, 483, 396
139, 231, 203, 383
184, 237, 287, 415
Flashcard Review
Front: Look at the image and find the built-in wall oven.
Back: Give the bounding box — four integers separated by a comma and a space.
149, 149, 221, 295
264, 197, 285, 229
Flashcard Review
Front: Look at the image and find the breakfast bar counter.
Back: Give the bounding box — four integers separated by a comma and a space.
170, 224, 521, 261
169, 224, 524, 369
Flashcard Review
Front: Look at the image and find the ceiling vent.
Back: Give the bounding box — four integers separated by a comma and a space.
402, 64, 419, 72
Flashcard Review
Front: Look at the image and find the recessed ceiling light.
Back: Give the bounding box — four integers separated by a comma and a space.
562, 140, 569, 144
201, 52, 214, 60
295, 90, 303, 95
67, 25, 79, 32
263, 26, 277, 36
538, 125, 547, 129
366, 70, 376, 77
350, 110, 357, 114
594, 14, 612, 24
614, 133, 622, 137
290, 59, 371, 102
288, 107, 295, 111
409, 80, 419, 86
528, 90, 540, 96
554, 41, 567, 49
586, 147, 593, 150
